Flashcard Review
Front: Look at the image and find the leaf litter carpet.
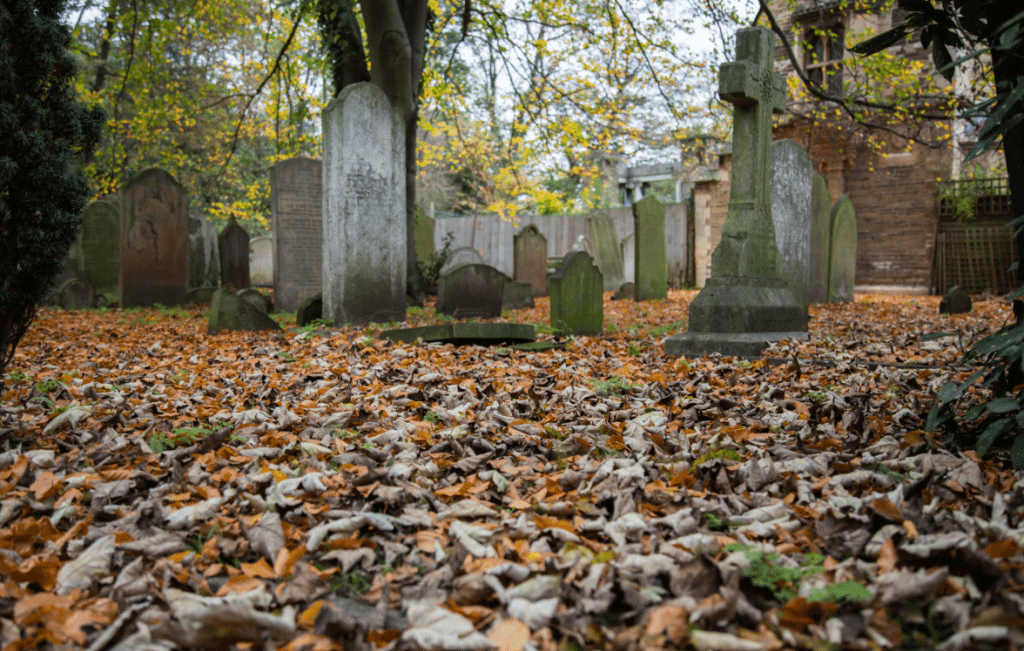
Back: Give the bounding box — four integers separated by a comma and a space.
1, 291, 1023, 651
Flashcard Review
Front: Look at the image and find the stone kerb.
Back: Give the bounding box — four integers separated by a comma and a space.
271, 157, 322, 312
120, 168, 189, 307
549, 251, 603, 336
770, 140, 812, 314
587, 211, 625, 292
513, 225, 549, 296
808, 173, 832, 304
322, 83, 406, 325
633, 196, 668, 301
80, 200, 120, 299
828, 195, 857, 302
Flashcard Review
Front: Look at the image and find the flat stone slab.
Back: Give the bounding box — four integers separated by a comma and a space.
511, 341, 567, 352
381, 323, 535, 346
664, 331, 809, 358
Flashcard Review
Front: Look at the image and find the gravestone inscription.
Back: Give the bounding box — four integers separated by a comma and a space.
271, 157, 322, 312
120, 168, 189, 307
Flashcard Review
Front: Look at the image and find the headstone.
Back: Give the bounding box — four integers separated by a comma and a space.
322, 83, 406, 325
80, 201, 120, 298
208, 288, 282, 334
502, 281, 535, 310
437, 263, 508, 319
218, 216, 251, 290
665, 27, 806, 358
185, 287, 216, 305
271, 157, 322, 312
415, 207, 435, 268
120, 168, 189, 307
770, 140, 813, 313
249, 236, 273, 285
587, 212, 624, 292
54, 278, 95, 310
440, 247, 484, 274
828, 195, 857, 302
633, 196, 668, 301
549, 251, 603, 336
239, 288, 273, 314
807, 173, 832, 304
621, 234, 635, 286
296, 293, 324, 327
612, 282, 634, 300
513, 225, 549, 296
189, 214, 219, 289
939, 286, 972, 314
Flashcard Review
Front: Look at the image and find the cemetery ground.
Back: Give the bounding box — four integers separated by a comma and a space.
2, 291, 1024, 651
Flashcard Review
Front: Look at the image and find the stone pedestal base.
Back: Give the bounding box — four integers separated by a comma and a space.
664, 331, 808, 358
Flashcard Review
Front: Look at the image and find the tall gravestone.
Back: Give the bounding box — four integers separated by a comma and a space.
587, 211, 625, 292
514, 225, 549, 296
80, 200, 120, 298
271, 157, 322, 312
828, 196, 857, 302
189, 214, 219, 289
665, 27, 806, 358
770, 140, 812, 314
249, 236, 273, 285
549, 251, 603, 336
322, 83, 406, 324
219, 216, 251, 290
415, 207, 435, 269
437, 263, 508, 318
807, 173, 832, 304
120, 168, 189, 307
633, 196, 668, 301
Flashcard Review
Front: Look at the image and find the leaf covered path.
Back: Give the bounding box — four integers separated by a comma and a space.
1, 291, 1022, 651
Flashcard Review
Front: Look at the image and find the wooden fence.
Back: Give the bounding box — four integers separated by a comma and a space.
934, 177, 1016, 294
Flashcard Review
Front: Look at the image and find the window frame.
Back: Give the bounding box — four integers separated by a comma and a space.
803, 22, 846, 98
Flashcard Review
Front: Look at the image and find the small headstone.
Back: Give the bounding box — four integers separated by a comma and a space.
513, 225, 549, 296
55, 278, 95, 310
381, 322, 535, 346
415, 207, 435, 269
437, 263, 508, 319
828, 195, 857, 302
807, 173, 832, 304
80, 200, 120, 298
185, 287, 216, 305
587, 211, 625, 292
633, 196, 668, 301
296, 293, 324, 327
549, 251, 603, 336
271, 157, 322, 312
249, 236, 273, 285
322, 83, 406, 325
120, 168, 189, 307
939, 286, 972, 314
502, 281, 535, 310
621, 234, 635, 286
612, 282, 634, 300
440, 247, 484, 274
771, 140, 813, 313
218, 216, 251, 290
239, 288, 273, 314
189, 214, 219, 289
208, 288, 282, 334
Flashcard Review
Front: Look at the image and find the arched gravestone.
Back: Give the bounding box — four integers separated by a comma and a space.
437, 263, 508, 319
271, 157, 322, 311
586, 211, 624, 292
120, 168, 189, 307
440, 247, 484, 274
807, 173, 833, 304
513, 225, 548, 296
549, 251, 603, 336
828, 195, 857, 302
219, 216, 251, 290
80, 200, 120, 298
770, 140, 812, 314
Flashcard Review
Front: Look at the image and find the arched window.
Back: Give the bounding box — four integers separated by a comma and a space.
805, 25, 845, 97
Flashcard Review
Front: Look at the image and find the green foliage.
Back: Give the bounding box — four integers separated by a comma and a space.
419, 233, 455, 289
692, 447, 743, 467
725, 544, 826, 603
298, 318, 335, 334
0, 0, 104, 384
147, 425, 222, 453
589, 375, 641, 396
809, 581, 873, 605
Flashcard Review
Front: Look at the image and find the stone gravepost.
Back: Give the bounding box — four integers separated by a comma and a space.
513, 225, 549, 296
587, 211, 625, 292
322, 83, 406, 324
120, 168, 189, 307
828, 196, 857, 302
271, 157, 322, 312
770, 140, 812, 314
549, 251, 603, 336
666, 27, 806, 357
633, 196, 668, 301
807, 173, 833, 304
218, 215, 251, 290
80, 200, 120, 299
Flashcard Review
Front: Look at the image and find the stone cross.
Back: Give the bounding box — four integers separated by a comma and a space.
713, 26, 788, 279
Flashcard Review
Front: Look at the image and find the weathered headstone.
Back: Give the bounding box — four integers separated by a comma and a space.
633, 196, 668, 301
249, 236, 273, 285
828, 195, 857, 302
808, 173, 832, 304
218, 216, 251, 290
271, 157, 322, 312
322, 83, 406, 324
239, 288, 273, 314
440, 247, 484, 274
665, 27, 806, 358
513, 225, 549, 296
771, 140, 812, 313
120, 168, 189, 307
208, 288, 282, 334
502, 281, 535, 310
189, 214, 219, 289
621, 233, 635, 286
54, 278, 95, 310
437, 263, 508, 319
939, 286, 972, 314
587, 211, 625, 292
296, 293, 324, 327
414, 207, 435, 269
549, 251, 603, 336
612, 282, 634, 300
184, 287, 216, 305
80, 201, 120, 298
